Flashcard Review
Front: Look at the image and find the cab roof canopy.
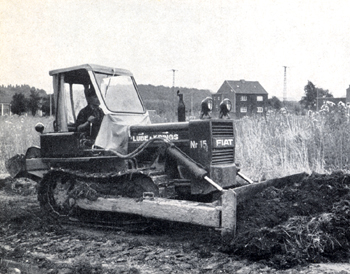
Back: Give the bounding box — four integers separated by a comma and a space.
49, 64, 133, 77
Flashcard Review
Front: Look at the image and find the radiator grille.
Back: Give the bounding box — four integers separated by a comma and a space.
212, 121, 235, 164
212, 121, 234, 137
212, 147, 234, 164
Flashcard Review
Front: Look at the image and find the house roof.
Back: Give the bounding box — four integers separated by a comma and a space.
218, 80, 268, 95
0, 91, 13, 104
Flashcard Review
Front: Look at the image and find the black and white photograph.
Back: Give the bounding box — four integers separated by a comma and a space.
1, 0, 350, 273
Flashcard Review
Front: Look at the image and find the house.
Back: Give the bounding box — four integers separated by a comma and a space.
212, 80, 268, 118
0, 92, 12, 116
316, 85, 350, 111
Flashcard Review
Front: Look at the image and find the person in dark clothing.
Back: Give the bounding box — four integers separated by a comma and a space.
76, 89, 104, 140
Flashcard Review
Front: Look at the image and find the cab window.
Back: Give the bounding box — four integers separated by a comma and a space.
63, 83, 86, 126
96, 73, 145, 113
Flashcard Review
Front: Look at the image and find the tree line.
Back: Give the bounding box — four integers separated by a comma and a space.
1, 84, 211, 117
0, 85, 53, 116
1, 80, 335, 116
138, 84, 211, 117
267, 80, 333, 114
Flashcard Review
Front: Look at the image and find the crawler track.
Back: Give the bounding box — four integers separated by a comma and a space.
37, 168, 159, 221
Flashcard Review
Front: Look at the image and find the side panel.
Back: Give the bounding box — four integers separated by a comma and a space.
189, 120, 237, 194
188, 120, 212, 167
128, 122, 190, 154
188, 119, 236, 167
40, 132, 82, 158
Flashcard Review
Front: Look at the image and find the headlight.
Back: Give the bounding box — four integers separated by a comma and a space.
35, 122, 45, 134
200, 97, 213, 119
219, 98, 232, 119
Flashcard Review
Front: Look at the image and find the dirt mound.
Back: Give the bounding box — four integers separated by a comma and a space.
228, 171, 350, 269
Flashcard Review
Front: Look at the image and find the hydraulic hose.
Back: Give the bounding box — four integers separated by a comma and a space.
165, 143, 224, 192
107, 138, 224, 192
165, 143, 207, 180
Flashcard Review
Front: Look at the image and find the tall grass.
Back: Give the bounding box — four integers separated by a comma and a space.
235, 102, 350, 180
235, 114, 322, 181
1, 103, 350, 180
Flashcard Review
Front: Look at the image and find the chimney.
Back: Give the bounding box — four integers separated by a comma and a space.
347, 85, 350, 104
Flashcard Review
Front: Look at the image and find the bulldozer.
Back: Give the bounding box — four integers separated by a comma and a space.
5, 64, 305, 239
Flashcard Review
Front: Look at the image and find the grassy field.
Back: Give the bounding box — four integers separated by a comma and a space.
235, 114, 321, 181
0, 115, 54, 173
1, 106, 349, 179
235, 103, 350, 180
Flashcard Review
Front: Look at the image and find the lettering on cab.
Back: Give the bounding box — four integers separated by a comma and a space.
131, 134, 179, 142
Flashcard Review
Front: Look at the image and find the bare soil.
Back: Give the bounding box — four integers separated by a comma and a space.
1, 174, 350, 274
231, 171, 350, 269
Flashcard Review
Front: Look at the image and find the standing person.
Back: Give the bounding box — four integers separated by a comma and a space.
76, 88, 104, 140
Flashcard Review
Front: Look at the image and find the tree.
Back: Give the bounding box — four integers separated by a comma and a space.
27, 88, 41, 116
299, 81, 333, 111
11, 93, 27, 115
284, 101, 303, 115
267, 96, 282, 110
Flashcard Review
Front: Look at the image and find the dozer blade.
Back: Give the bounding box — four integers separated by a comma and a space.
233, 172, 308, 204
5, 154, 26, 178
75, 196, 222, 228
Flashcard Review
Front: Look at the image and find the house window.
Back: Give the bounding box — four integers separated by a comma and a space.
257, 96, 263, 101
257, 107, 263, 113
240, 107, 247, 113
241, 95, 247, 101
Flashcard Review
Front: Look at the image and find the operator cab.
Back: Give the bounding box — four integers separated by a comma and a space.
34, 64, 151, 157
49, 64, 147, 133
39, 64, 150, 152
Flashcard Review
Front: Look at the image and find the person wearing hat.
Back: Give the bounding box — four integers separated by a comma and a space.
76, 87, 104, 140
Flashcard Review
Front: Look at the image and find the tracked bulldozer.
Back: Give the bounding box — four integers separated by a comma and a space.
6, 64, 305, 239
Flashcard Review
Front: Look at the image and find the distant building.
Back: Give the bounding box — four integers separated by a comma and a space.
0, 93, 12, 116
212, 80, 268, 118
316, 86, 350, 111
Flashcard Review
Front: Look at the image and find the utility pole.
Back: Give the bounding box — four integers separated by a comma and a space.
283, 66, 288, 103
171, 69, 177, 93
171, 69, 178, 108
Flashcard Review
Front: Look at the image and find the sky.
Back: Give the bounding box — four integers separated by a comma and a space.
1, 0, 350, 100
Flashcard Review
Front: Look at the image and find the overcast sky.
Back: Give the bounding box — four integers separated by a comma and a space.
1, 0, 350, 100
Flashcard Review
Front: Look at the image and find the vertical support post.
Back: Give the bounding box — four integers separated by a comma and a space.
50, 94, 52, 116
221, 189, 237, 243
171, 69, 178, 114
